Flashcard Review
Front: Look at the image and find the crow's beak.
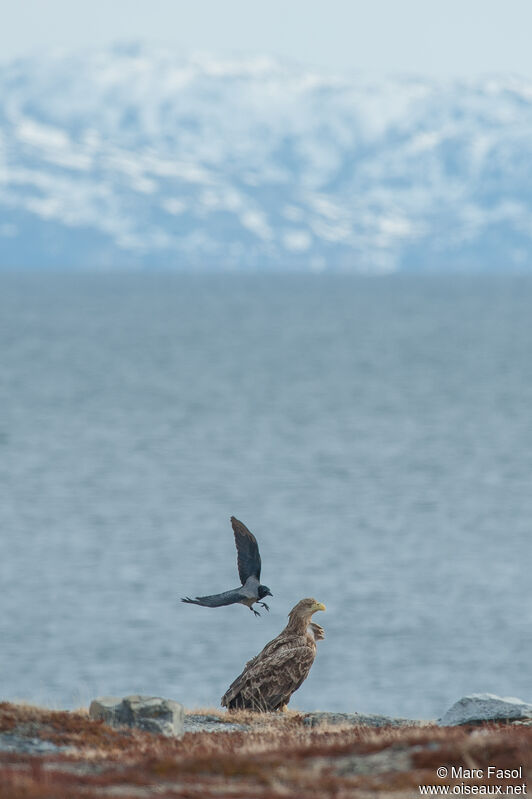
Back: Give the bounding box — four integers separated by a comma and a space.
267, 590, 273, 597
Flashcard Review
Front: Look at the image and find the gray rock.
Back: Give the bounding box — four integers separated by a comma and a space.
89, 696, 125, 726
0, 733, 62, 754
89, 695, 184, 737
439, 694, 532, 726
303, 711, 420, 728
184, 714, 250, 734
333, 747, 413, 776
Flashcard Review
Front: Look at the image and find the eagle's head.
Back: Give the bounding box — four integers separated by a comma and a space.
289, 597, 326, 621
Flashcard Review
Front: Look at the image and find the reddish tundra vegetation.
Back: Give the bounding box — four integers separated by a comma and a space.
1, 702, 531, 798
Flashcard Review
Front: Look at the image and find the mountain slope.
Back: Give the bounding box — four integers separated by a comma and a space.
1, 44, 532, 270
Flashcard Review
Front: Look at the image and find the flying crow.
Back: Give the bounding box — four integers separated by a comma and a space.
181, 516, 273, 617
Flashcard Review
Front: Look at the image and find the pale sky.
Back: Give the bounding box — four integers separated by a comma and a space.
3, 0, 532, 78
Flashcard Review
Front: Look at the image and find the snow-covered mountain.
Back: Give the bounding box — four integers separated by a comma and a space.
1, 43, 532, 271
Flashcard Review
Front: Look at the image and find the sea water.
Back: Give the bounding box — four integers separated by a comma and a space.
1, 271, 531, 719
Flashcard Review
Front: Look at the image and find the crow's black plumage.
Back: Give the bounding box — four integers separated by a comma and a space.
181, 516, 273, 616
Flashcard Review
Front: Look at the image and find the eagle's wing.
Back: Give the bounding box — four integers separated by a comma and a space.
231, 516, 261, 583
221, 638, 316, 710
181, 588, 246, 608
309, 622, 325, 641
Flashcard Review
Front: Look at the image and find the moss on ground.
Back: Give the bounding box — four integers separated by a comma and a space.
0, 702, 531, 798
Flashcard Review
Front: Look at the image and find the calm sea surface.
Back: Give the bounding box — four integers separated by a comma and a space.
1, 272, 531, 719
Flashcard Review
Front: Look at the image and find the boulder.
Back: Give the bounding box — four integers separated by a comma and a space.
89, 695, 184, 737
439, 693, 532, 726
89, 696, 125, 726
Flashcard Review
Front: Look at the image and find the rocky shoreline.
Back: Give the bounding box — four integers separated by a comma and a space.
0, 705, 422, 754
2, 692, 532, 750
87, 691, 532, 738
1, 695, 531, 798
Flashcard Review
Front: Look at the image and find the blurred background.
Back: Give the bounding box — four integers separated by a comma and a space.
1, 1, 532, 719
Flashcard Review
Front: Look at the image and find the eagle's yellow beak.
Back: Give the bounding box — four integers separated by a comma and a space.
313, 602, 326, 612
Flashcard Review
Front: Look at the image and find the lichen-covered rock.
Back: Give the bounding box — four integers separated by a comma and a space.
439, 694, 532, 726
333, 748, 413, 776
303, 711, 419, 728
89, 695, 184, 737
0, 733, 63, 754
184, 713, 250, 733
89, 696, 125, 726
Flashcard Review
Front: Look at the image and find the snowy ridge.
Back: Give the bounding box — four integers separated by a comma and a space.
1, 43, 532, 270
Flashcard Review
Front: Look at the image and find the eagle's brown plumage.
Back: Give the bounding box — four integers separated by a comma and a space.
308, 621, 325, 641
221, 597, 326, 711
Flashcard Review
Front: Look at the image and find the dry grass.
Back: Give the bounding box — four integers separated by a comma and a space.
1, 702, 531, 798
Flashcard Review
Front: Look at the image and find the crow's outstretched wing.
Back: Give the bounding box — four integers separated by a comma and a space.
231, 516, 261, 583
181, 588, 245, 608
